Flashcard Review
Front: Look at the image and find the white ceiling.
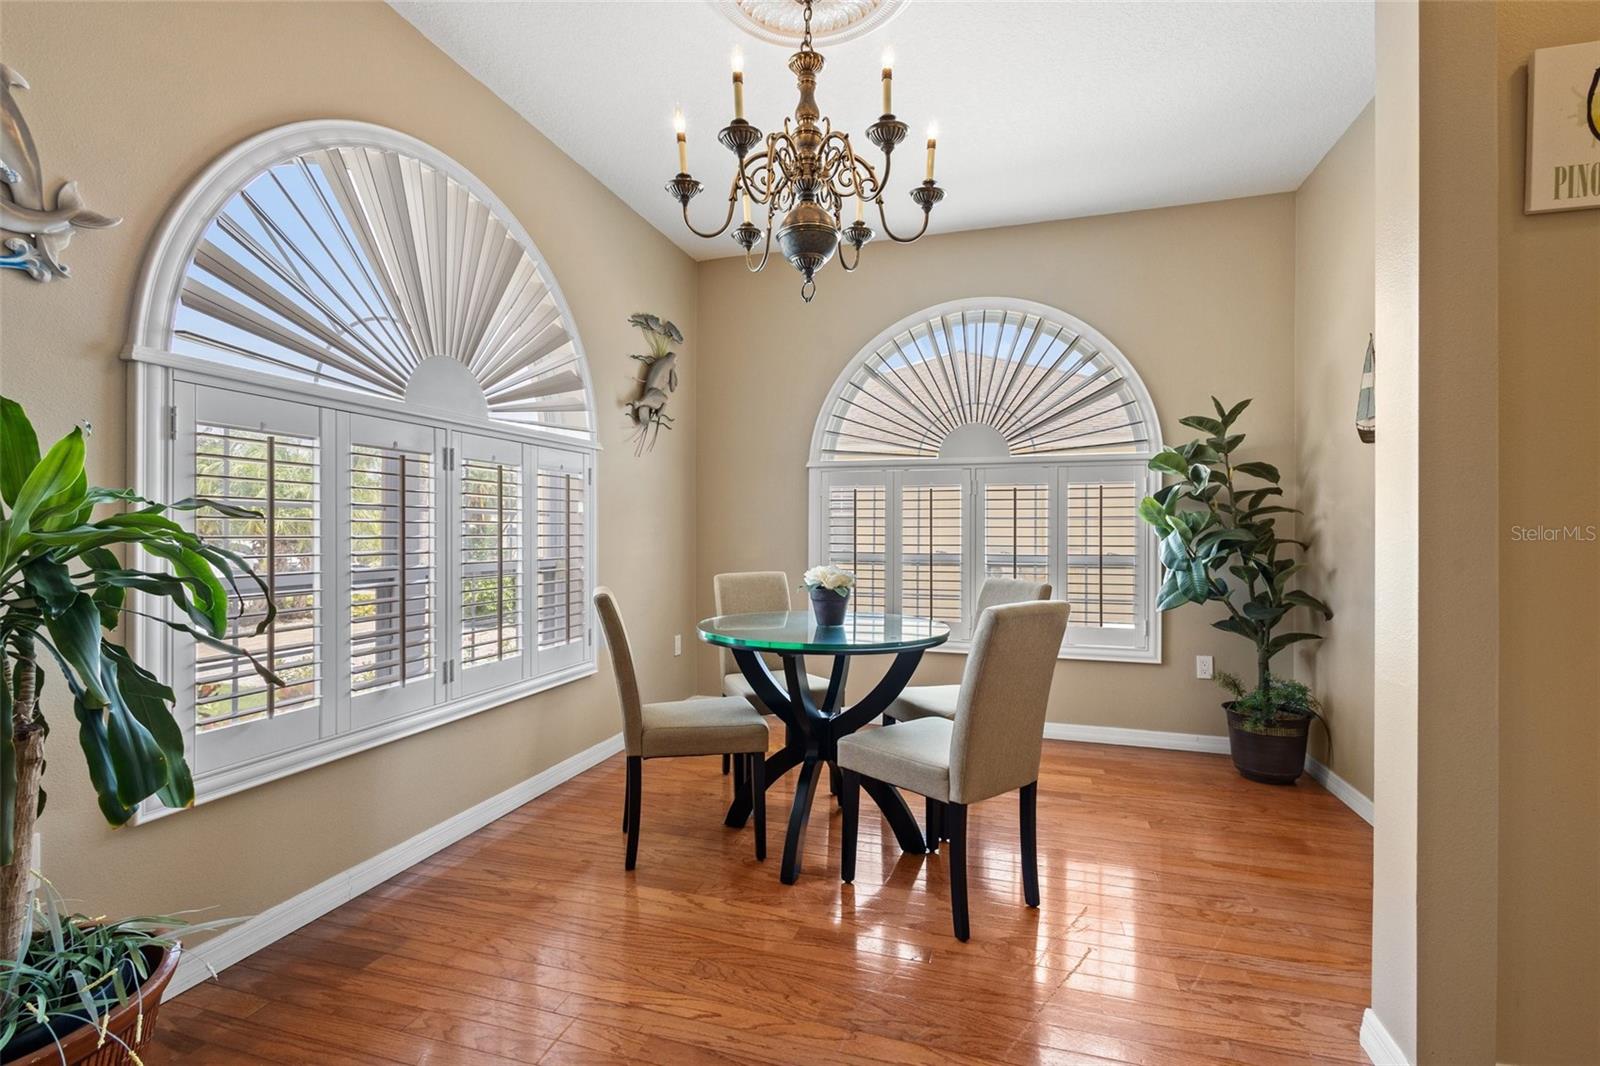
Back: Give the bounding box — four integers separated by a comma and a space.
394, 1, 1374, 261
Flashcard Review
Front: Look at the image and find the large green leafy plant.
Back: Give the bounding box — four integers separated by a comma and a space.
0, 396, 277, 962
1137, 398, 1333, 719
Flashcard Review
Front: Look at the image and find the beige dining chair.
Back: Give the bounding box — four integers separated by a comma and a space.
713, 571, 832, 774
883, 576, 1053, 725
836, 600, 1071, 940
595, 587, 769, 871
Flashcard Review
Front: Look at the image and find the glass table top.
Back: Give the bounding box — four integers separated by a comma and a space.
696, 612, 950, 654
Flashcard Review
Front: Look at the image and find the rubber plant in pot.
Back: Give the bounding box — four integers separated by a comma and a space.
1137, 397, 1333, 784
0, 396, 277, 1062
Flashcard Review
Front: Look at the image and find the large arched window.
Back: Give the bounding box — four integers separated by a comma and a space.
126, 122, 596, 806
809, 298, 1162, 661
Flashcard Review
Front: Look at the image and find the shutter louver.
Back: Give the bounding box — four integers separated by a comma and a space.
1065, 480, 1139, 629
193, 423, 321, 729
537, 468, 586, 650
984, 483, 1051, 585
349, 444, 434, 694
460, 458, 523, 667
826, 485, 886, 614
901, 484, 963, 625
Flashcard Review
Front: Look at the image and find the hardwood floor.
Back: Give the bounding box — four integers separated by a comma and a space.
151, 739, 1373, 1065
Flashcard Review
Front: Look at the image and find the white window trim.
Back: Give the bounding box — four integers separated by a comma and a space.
807, 298, 1164, 664
122, 121, 601, 818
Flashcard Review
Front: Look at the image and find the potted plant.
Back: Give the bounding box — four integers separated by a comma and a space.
800, 565, 855, 627
0, 396, 277, 1062
1137, 397, 1333, 784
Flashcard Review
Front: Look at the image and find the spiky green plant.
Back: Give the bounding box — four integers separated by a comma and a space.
0, 395, 279, 962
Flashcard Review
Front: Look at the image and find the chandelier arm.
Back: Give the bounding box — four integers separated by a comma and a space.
680, 172, 743, 239
744, 221, 775, 273
875, 196, 932, 244
837, 240, 863, 272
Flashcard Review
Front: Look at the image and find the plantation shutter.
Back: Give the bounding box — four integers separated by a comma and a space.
900, 470, 969, 636
824, 478, 889, 615
457, 434, 527, 693
981, 475, 1052, 588
1060, 463, 1144, 650
343, 414, 441, 725
535, 447, 589, 671
182, 386, 331, 771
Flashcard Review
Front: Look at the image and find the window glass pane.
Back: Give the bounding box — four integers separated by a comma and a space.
826, 485, 886, 614
901, 484, 963, 625
193, 423, 321, 730
460, 459, 523, 667
1065, 480, 1138, 629
349, 444, 434, 695
984, 483, 1051, 586
537, 468, 586, 650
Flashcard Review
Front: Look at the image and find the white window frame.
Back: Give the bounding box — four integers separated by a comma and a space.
122, 122, 600, 815
807, 298, 1163, 664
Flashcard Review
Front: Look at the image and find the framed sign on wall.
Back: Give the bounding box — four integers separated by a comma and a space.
1525, 39, 1600, 214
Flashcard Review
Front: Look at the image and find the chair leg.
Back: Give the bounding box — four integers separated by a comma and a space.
722, 753, 730, 775
750, 753, 767, 862
733, 750, 747, 800
840, 770, 861, 884
1020, 782, 1040, 908
947, 802, 970, 941
881, 714, 895, 727
925, 797, 944, 852
829, 760, 842, 798
624, 756, 642, 871
622, 759, 630, 833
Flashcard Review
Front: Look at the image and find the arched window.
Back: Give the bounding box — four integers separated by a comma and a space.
126, 121, 596, 805
809, 298, 1162, 661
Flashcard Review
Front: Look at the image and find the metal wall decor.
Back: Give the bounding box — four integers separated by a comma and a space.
1356, 333, 1375, 444
1, 64, 121, 281
667, 0, 944, 301
625, 313, 682, 454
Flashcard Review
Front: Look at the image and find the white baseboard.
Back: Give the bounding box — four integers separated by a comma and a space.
1305, 755, 1374, 825
167, 731, 624, 999
1360, 1008, 1411, 1065
1042, 721, 1231, 754
1041, 722, 1374, 824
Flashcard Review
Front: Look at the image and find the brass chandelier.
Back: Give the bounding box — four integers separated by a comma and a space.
665, 0, 944, 301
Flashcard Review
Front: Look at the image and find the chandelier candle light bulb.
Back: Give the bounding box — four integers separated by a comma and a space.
926, 126, 937, 181
674, 109, 688, 172
663, 0, 944, 301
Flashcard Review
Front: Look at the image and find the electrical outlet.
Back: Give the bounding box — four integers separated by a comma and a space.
673, 634, 683, 657
1196, 655, 1214, 680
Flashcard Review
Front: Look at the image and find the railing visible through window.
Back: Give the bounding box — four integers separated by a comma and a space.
901, 484, 963, 626
984, 483, 1050, 585
349, 444, 434, 694
460, 459, 522, 667
193, 424, 320, 730
1066, 479, 1138, 629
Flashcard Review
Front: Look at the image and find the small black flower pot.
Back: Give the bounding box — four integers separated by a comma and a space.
810, 587, 849, 627
1223, 703, 1311, 784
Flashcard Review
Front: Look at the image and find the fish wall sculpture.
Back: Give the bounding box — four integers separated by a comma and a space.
625, 312, 682, 455
1, 64, 120, 282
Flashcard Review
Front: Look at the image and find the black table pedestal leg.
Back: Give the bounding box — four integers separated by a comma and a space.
780, 757, 825, 885
860, 777, 928, 854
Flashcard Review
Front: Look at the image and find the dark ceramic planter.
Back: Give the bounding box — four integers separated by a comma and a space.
1223, 703, 1311, 785
810, 586, 849, 627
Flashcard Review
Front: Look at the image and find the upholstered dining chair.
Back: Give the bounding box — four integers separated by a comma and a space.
713, 570, 832, 774
594, 587, 769, 871
837, 600, 1071, 940
883, 576, 1053, 726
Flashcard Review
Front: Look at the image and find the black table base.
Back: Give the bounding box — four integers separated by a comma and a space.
723, 647, 927, 883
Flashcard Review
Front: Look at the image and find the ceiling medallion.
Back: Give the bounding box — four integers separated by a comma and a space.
711, 0, 909, 47
670, 0, 942, 301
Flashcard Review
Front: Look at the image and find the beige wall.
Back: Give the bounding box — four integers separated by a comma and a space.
695, 196, 1299, 735
1293, 102, 1376, 800
1495, 4, 1600, 1063
0, 2, 700, 926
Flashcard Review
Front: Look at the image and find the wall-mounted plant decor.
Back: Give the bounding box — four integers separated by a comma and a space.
1, 64, 121, 281
1355, 333, 1375, 443
625, 312, 682, 454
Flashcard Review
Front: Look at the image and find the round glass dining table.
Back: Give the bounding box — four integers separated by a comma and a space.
697, 611, 949, 884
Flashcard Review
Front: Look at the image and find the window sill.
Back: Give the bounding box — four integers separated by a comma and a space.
134, 661, 598, 823
926, 640, 1161, 665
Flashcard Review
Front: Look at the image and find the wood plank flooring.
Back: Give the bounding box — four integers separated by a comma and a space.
151, 739, 1372, 1065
